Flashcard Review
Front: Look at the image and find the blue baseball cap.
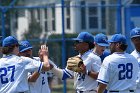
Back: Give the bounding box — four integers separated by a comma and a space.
94, 33, 109, 46
73, 32, 94, 43
2, 36, 19, 47
108, 34, 127, 44
19, 40, 32, 52
130, 28, 140, 38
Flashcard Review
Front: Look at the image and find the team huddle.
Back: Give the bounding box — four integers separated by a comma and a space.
0, 27, 140, 93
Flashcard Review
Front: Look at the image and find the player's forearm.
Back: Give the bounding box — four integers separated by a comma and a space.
97, 83, 107, 93
42, 55, 50, 71
51, 67, 63, 79
28, 72, 40, 82
88, 71, 98, 79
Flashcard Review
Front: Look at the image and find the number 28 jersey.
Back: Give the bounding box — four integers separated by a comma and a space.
97, 52, 139, 91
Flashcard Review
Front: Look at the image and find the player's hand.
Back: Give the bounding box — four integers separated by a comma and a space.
50, 64, 54, 69
39, 45, 49, 56
79, 64, 87, 74
38, 49, 43, 61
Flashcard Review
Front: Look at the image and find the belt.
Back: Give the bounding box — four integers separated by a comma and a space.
109, 90, 134, 92
76, 89, 97, 93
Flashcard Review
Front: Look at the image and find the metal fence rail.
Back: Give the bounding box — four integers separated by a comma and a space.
1, 0, 140, 93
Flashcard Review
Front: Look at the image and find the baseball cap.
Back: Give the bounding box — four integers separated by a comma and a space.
2, 36, 19, 47
130, 27, 140, 38
19, 40, 33, 52
108, 34, 127, 44
73, 32, 94, 43
94, 33, 109, 46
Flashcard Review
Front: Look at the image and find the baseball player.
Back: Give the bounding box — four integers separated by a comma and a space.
51, 32, 101, 93
18, 40, 51, 93
130, 27, 140, 93
97, 34, 139, 93
0, 36, 50, 93
93, 33, 110, 61
100, 50, 110, 62
93, 33, 109, 93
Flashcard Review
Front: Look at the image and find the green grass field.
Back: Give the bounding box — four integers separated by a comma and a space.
51, 78, 75, 93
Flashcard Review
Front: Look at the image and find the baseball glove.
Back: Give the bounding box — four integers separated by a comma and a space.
66, 56, 83, 72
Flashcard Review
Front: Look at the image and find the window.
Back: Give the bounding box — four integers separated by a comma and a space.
44, 4, 56, 32
89, 17, 98, 28
15, 11, 18, 29
30, 10, 35, 23
88, 4, 98, 29
132, 0, 140, 4
37, 9, 40, 21
81, 1, 86, 29
80, 1, 107, 31
65, 1, 71, 29
101, 1, 106, 29
44, 9, 48, 19
45, 21, 48, 31
51, 7, 56, 31
44, 9, 48, 32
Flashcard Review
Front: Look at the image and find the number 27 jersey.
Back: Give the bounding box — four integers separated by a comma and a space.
97, 53, 139, 91
0, 55, 43, 93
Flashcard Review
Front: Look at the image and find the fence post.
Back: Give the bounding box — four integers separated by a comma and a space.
61, 0, 67, 93
124, 7, 132, 53
0, 0, 17, 39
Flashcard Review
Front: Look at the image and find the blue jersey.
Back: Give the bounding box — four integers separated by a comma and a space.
100, 50, 110, 62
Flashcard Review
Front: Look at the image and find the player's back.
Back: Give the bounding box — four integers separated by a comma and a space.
0, 55, 41, 93
105, 53, 139, 91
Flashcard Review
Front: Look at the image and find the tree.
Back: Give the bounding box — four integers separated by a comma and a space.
0, 0, 19, 37
23, 19, 42, 56
23, 19, 42, 39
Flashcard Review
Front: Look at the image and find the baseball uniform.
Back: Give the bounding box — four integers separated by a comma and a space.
63, 50, 101, 93
131, 50, 140, 93
0, 55, 43, 93
130, 27, 140, 93
97, 52, 139, 93
27, 57, 51, 93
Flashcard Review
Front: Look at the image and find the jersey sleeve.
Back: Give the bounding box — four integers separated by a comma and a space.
86, 54, 101, 72
22, 57, 43, 73
62, 68, 74, 80
91, 58, 101, 72
97, 58, 110, 85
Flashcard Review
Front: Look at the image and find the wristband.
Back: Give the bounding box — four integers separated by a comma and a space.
86, 70, 91, 75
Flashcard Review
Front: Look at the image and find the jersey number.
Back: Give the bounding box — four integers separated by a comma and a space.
42, 77, 45, 85
41, 72, 45, 85
0, 65, 15, 84
118, 63, 133, 80
78, 73, 85, 81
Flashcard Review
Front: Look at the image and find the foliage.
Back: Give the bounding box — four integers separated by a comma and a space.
0, 0, 18, 6
23, 19, 42, 40
48, 33, 79, 67
23, 19, 42, 56
48, 33, 78, 39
